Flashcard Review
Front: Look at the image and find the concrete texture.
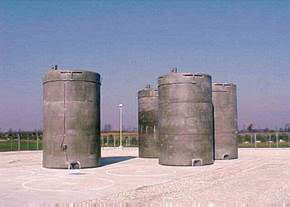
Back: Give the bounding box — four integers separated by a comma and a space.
138, 85, 159, 158
212, 83, 238, 160
158, 70, 214, 166
43, 70, 101, 169
1, 148, 290, 207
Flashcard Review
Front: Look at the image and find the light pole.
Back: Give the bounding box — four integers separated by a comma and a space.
118, 104, 123, 149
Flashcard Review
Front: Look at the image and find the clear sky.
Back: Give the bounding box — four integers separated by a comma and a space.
0, 0, 289, 131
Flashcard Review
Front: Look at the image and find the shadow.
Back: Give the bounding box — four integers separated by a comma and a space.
100, 156, 136, 166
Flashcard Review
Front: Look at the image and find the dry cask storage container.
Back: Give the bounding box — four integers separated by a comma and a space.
158, 70, 214, 166
212, 83, 238, 160
138, 85, 159, 158
43, 69, 101, 169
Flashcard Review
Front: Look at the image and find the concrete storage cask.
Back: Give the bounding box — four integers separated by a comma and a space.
138, 85, 159, 158
158, 69, 214, 166
43, 69, 101, 169
212, 83, 238, 160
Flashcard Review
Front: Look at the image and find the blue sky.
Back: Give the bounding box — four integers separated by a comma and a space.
0, 0, 289, 131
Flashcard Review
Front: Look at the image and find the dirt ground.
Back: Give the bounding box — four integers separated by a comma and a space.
0, 148, 290, 207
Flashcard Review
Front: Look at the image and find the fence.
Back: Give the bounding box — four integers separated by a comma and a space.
238, 132, 290, 148
101, 135, 138, 147
1, 131, 289, 152
0, 132, 138, 152
0, 133, 42, 152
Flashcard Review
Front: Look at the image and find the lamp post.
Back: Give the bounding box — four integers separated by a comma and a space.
118, 104, 123, 149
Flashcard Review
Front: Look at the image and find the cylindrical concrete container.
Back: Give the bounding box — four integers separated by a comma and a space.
212, 83, 238, 160
158, 70, 214, 166
138, 85, 159, 158
43, 69, 101, 169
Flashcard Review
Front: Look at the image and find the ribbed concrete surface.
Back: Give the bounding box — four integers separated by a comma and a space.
0, 148, 290, 207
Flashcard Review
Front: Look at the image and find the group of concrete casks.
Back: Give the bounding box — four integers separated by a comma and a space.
138, 69, 238, 166
42, 68, 237, 169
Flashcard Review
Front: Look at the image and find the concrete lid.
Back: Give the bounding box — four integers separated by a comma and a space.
43, 69, 101, 84
213, 82, 236, 86
138, 86, 158, 98
158, 71, 211, 86
212, 83, 236, 88
212, 83, 237, 92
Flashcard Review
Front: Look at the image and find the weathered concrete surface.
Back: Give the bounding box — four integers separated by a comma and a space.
138, 85, 159, 158
43, 70, 101, 169
1, 148, 290, 207
213, 83, 238, 160
158, 71, 214, 166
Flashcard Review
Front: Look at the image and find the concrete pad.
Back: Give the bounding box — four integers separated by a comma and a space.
0, 148, 290, 207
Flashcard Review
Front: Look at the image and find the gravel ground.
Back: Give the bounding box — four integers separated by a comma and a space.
1, 148, 290, 207
99, 149, 290, 207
